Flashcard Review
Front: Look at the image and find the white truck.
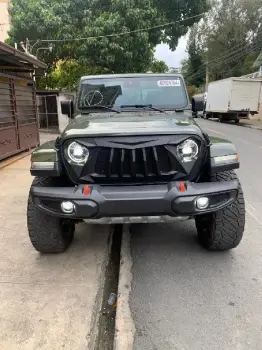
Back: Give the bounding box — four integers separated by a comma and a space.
203, 78, 261, 123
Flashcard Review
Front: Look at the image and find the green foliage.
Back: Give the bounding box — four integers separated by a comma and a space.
181, 25, 205, 87
150, 60, 169, 73
187, 85, 199, 101
7, 0, 209, 88
37, 60, 109, 90
182, 0, 262, 85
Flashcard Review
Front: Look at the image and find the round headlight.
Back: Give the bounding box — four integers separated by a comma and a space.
67, 142, 89, 165
177, 139, 199, 162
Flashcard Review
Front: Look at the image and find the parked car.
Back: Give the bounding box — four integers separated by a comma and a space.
27, 73, 245, 253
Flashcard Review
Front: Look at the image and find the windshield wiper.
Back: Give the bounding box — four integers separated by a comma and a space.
82, 105, 120, 114
120, 104, 166, 113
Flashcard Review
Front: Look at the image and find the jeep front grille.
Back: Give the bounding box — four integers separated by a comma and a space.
94, 146, 177, 180
62, 135, 205, 185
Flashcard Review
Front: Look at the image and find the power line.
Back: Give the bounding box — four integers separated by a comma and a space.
209, 40, 262, 71
188, 38, 262, 81
187, 25, 262, 79
219, 62, 243, 78
188, 37, 257, 79
189, 39, 262, 81
189, 46, 259, 79
29, 12, 206, 48
189, 45, 248, 78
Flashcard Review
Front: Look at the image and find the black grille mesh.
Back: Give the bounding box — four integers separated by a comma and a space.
94, 146, 174, 179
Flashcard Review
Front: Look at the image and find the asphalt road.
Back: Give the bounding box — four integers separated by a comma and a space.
128, 119, 262, 350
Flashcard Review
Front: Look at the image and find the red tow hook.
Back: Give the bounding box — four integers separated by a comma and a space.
83, 185, 90, 195
179, 182, 187, 192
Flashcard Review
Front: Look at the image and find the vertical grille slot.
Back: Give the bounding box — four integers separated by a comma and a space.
135, 149, 144, 177
152, 146, 161, 176
142, 148, 148, 176
120, 149, 125, 177
130, 149, 136, 177
95, 148, 110, 177
156, 146, 172, 173
123, 149, 131, 176
94, 145, 176, 182
108, 148, 114, 177
111, 149, 121, 176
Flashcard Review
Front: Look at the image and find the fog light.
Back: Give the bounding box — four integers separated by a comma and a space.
61, 201, 75, 214
196, 197, 209, 210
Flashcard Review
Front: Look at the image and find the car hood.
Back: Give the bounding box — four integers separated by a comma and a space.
61, 111, 204, 140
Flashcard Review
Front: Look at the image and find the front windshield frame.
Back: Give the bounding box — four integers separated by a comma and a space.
76, 76, 190, 113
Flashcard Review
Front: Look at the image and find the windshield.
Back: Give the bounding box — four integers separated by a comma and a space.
77, 76, 188, 111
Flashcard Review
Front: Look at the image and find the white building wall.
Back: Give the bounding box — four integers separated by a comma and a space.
0, 0, 10, 42
57, 92, 75, 133
258, 85, 262, 119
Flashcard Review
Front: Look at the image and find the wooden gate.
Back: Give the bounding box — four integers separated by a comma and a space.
0, 74, 39, 161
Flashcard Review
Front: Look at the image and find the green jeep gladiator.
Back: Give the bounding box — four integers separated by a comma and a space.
27, 73, 245, 253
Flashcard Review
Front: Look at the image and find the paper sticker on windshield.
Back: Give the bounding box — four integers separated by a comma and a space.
157, 80, 181, 87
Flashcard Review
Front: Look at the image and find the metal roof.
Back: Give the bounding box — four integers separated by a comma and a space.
0, 41, 46, 71
252, 51, 262, 68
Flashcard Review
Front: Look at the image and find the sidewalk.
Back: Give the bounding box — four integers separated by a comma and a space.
0, 156, 111, 349
238, 118, 262, 131
40, 132, 59, 144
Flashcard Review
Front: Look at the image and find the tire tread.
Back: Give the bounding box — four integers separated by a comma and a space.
27, 177, 75, 253
196, 171, 245, 251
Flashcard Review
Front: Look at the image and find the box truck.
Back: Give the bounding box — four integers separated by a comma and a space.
203, 78, 261, 123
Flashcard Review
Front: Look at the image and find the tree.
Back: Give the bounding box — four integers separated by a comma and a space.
181, 25, 205, 87
7, 0, 209, 87
182, 0, 262, 84
37, 60, 108, 90
150, 60, 168, 73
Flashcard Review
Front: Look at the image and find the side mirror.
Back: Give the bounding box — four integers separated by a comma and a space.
192, 96, 204, 113
61, 100, 74, 118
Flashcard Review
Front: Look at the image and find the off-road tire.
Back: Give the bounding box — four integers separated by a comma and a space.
195, 171, 245, 251
218, 115, 224, 123
203, 111, 210, 120
27, 177, 75, 253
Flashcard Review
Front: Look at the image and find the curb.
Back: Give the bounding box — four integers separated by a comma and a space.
88, 227, 113, 350
202, 118, 262, 131
0, 150, 33, 171
238, 124, 262, 131
114, 225, 135, 350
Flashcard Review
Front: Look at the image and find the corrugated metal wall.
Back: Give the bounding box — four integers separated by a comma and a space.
0, 74, 39, 161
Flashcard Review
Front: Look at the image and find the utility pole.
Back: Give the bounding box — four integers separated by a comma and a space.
205, 61, 209, 92
20, 38, 30, 53
26, 38, 30, 53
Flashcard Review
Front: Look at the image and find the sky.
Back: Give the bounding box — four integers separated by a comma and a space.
154, 35, 188, 69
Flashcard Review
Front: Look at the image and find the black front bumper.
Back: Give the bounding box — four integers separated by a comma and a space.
31, 180, 239, 220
